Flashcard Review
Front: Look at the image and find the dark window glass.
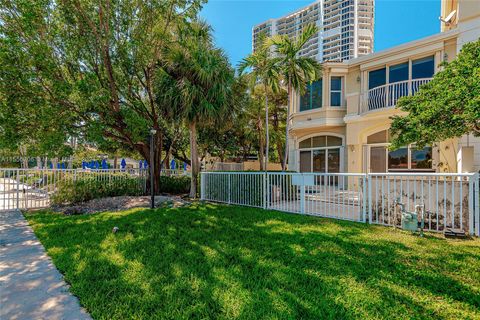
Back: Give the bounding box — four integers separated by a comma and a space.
313, 150, 326, 173
299, 138, 311, 149
331, 76, 342, 107
300, 151, 312, 172
368, 68, 386, 89
370, 146, 387, 173
331, 92, 341, 106
367, 130, 389, 144
388, 148, 409, 170
311, 80, 322, 109
327, 136, 342, 146
389, 62, 409, 83
411, 147, 433, 169
312, 136, 326, 148
300, 84, 312, 111
412, 56, 434, 79
300, 79, 322, 111
331, 77, 342, 90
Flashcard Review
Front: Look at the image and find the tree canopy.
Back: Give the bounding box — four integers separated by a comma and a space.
390, 39, 480, 149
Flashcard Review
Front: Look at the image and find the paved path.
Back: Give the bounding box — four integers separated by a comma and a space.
0, 210, 91, 320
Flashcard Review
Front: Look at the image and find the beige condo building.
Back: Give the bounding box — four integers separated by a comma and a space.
287, 0, 480, 174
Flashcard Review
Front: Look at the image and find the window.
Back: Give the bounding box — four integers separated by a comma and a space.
299, 136, 342, 149
388, 148, 409, 170
300, 79, 322, 111
330, 76, 343, 106
389, 62, 409, 83
298, 135, 343, 174
367, 130, 389, 144
412, 56, 434, 79
367, 131, 433, 172
368, 67, 386, 89
411, 146, 433, 169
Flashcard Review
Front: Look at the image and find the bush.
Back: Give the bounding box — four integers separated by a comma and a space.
51, 173, 191, 205
158, 175, 190, 194
51, 173, 145, 205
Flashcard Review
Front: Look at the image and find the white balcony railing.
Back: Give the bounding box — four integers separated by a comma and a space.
359, 78, 432, 114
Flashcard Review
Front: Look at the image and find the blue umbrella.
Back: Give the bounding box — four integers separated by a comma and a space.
57, 163, 61, 169
170, 159, 176, 170
82, 161, 87, 169
139, 160, 143, 169
61, 162, 66, 170
95, 161, 100, 169
90, 160, 95, 169
144, 160, 148, 169
49, 162, 53, 169
101, 159, 108, 169
183, 162, 187, 171
120, 158, 127, 170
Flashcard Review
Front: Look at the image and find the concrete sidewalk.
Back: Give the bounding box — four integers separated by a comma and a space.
0, 210, 91, 320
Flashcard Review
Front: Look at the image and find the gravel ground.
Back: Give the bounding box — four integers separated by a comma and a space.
50, 195, 191, 215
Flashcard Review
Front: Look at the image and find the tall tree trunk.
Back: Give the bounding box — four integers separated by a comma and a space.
264, 85, 269, 172
142, 132, 163, 195
282, 80, 291, 171
189, 120, 199, 198
276, 135, 284, 166
113, 156, 118, 169
258, 115, 265, 171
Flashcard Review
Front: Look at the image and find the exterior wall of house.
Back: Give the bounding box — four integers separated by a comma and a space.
287, 2, 480, 173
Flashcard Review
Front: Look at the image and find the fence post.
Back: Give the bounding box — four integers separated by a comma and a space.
263, 172, 267, 209
469, 174, 474, 235
200, 172, 205, 200
362, 175, 367, 223
300, 182, 305, 214
368, 174, 372, 223
16, 169, 20, 209
475, 173, 480, 237
228, 173, 231, 204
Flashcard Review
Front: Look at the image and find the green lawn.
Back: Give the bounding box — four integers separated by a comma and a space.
26, 204, 480, 320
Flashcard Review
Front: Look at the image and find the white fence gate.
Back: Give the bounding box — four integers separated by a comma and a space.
201, 172, 480, 236
0, 168, 148, 211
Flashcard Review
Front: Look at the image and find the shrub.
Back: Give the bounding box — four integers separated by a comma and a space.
51, 173, 145, 205
51, 173, 191, 205
159, 175, 190, 194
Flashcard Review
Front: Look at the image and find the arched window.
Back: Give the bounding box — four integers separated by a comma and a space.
299, 135, 343, 173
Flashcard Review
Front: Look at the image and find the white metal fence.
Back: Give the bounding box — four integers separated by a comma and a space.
0, 168, 148, 211
201, 171, 480, 236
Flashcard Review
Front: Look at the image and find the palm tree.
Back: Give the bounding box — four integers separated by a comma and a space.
267, 24, 321, 170
160, 21, 234, 198
238, 33, 280, 171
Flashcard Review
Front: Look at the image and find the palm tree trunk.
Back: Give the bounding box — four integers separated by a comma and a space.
282, 79, 291, 171
258, 120, 265, 171
264, 85, 269, 172
189, 120, 199, 198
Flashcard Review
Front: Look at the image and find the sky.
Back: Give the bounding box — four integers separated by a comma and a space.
200, 0, 441, 66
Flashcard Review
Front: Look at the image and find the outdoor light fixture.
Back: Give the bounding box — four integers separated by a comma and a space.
149, 128, 157, 209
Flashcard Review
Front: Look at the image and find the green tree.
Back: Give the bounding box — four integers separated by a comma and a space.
268, 24, 321, 170
158, 21, 234, 198
390, 39, 480, 149
238, 33, 280, 171
0, 0, 207, 193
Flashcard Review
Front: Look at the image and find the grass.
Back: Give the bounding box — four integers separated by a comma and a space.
26, 204, 480, 320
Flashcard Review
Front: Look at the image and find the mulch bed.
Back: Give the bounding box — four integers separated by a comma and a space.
50, 195, 191, 215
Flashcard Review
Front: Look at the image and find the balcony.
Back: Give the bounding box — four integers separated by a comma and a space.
359, 78, 432, 114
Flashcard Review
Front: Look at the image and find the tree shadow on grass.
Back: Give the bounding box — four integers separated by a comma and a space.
25, 204, 480, 320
